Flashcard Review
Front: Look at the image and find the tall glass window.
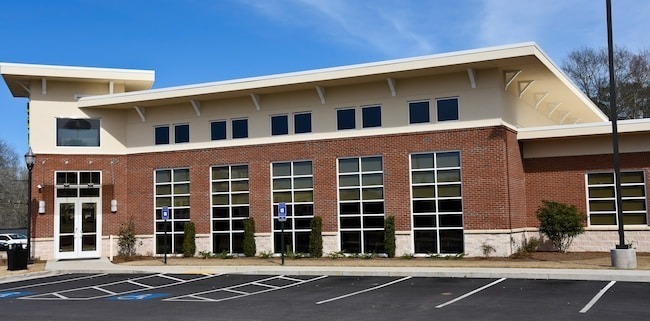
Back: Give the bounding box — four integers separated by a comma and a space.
410, 151, 463, 254
154, 168, 190, 254
272, 161, 314, 254
586, 171, 647, 225
338, 156, 385, 254
211, 165, 250, 253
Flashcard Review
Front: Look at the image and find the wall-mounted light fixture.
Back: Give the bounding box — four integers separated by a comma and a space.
111, 199, 117, 213
38, 200, 45, 214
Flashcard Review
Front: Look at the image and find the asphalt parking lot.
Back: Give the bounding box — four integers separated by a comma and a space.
0, 273, 648, 320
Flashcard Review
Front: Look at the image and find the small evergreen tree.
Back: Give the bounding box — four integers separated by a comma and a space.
243, 217, 256, 257
536, 200, 585, 252
117, 216, 136, 257
308, 216, 323, 258
384, 216, 396, 258
182, 222, 196, 257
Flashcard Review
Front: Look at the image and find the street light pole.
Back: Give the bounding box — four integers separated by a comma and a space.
607, 0, 636, 269
24, 147, 36, 264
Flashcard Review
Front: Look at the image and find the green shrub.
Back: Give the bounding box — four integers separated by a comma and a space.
384, 216, 396, 258
117, 216, 136, 257
258, 251, 273, 259
308, 216, 323, 258
536, 200, 585, 252
198, 251, 212, 259
286, 250, 305, 259
243, 217, 256, 257
182, 222, 196, 257
481, 242, 496, 258
511, 236, 541, 258
216, 250, 235, 259
328, 251, 346, 259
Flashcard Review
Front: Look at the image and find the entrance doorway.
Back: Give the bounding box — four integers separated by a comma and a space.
54, 171, 102, 259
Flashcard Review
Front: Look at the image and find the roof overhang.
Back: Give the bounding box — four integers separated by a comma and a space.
0, 62, 155, 98
73, 42, 607, 125
517, 118, 650, 140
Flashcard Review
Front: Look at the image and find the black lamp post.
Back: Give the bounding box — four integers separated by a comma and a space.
607, 0, 636, 269
24, 147, 35, 263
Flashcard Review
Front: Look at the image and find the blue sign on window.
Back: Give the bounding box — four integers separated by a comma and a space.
278, 202, 287, 222
162, 206, 169, 221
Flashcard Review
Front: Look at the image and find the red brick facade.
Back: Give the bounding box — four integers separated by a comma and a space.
29, 125, 650, 253
524, 152, 650, 226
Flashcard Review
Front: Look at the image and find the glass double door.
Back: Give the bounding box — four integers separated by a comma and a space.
55, 198, 102, 259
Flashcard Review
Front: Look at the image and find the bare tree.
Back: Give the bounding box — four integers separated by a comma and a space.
0, 140, 27, 229
563, 47, 650, 119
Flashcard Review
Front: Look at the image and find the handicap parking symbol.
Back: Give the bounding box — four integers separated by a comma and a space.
108, 293, 168, 301
0, 291, 33, 299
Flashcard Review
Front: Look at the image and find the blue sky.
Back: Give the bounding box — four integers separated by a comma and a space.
1, 0, 648, 156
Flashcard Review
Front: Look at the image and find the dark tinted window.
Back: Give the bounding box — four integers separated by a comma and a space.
337, 108, 355, 130
294, 113, 312, 134
174, 124, 189, 143
362, 106, 381, 128
409, 101, 430, 124
211, 121, 226, 140
56, 118, 100, 146
437, 98, 459, 121
155, 126, 170, 145
232, 119, 248, 139
271, 115, 288, 136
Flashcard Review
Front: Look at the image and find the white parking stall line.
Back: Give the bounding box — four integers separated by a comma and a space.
128, 280, 155, 289
0, 273, 109, 291
435, 278, 506, 309
157, 274, 186, 282
579, 281, 616, 314
165, 275, 328, 303
223, 288, 250, 295
277, 276, 305, 282
316, 276, 412, 305
251, 282, 280, 289
20, 273, 221, 301
93, 286, 117, 295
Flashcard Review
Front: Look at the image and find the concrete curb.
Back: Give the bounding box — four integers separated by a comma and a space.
38, 259, 650, 282
0, 270, 59, 284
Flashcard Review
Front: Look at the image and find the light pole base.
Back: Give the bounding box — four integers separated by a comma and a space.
611, 248, 637, 269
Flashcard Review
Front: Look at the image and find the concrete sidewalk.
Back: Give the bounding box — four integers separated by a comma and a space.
41, 257, 650, 283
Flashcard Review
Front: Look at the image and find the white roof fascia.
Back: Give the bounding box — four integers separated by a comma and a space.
526, 46, 609, 122
518, 118, 650, 140
78, 42, 542, 107
0, 62, 155, 82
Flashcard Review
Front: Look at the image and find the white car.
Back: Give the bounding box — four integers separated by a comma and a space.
0, 233, 27, 250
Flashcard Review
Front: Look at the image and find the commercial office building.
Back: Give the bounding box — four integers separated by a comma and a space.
2, 43, 648, 260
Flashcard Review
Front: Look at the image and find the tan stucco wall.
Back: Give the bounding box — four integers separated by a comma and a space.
522, 132, 650, 158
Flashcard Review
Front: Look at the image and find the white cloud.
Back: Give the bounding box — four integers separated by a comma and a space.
239, 0, 441, 58
238, 0, 650, 63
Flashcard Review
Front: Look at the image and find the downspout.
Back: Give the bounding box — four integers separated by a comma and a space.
504, 128, 514, 256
